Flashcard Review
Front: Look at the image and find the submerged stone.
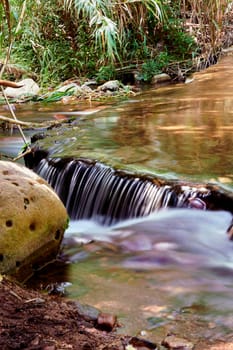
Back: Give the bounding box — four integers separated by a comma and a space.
0, 161, 68, 281
162, 334, 194, 350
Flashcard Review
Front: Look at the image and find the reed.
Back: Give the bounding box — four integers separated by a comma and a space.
62, 0, 166, 63
0, 0, 29, 150
1, 1, 231, 85
181, 0, 232, 66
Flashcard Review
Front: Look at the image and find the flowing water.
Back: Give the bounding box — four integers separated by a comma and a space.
1, 55, 233, 346
34, 157, 231, 225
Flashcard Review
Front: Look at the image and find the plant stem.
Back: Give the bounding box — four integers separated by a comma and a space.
1, 86, 29, 146
0, 0, 29, 152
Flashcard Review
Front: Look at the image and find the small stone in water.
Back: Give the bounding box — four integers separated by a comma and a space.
162, 335, 194, 350
97, 312, 117, 331
188, 197, 206, 210
129, 336, 158, 349
140, 330, 147, 336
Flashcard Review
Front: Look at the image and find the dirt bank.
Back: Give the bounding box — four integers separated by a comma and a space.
1, 277, 233, 349
0, 277, 158, 350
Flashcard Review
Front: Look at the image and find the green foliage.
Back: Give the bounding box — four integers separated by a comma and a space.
161, 21, 197, 59
36, 89, 75, 103
95, 65, 116, 83
63, 0, 166, 63
65, 216, 70, 231
150, 2, 197, 61
0, 1, 83, 87
1, 0, 229, 87
1, 0, 169, 86
137, 52, 172, 82
0, 4, 7, 47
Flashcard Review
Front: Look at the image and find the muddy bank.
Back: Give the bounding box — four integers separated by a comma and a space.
0, 277, 132, 350
1, 277, 233, 350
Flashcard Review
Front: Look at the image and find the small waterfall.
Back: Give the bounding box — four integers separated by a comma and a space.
33, 157, 220, 225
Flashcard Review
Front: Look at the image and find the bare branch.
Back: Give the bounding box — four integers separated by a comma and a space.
0, 80, 23, 88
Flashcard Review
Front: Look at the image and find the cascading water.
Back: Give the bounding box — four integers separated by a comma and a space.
32, 156, 229, 225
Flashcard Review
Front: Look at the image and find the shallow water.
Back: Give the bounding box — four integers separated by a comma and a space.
1, 56, 233, 344
64, 209, 233, 341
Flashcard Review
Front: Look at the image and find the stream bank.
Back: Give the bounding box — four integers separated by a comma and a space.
0, 277, 129, 350
1, 277, 233, 350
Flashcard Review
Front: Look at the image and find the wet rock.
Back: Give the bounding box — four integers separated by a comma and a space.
79, 84, 92, 93
185, 77, 194, 84
56, 82, 81, 94
97, 312, 118, 331
151, 73, 171, 85
162, 334, 194, 350
74, 301, 100, 322
188, 197, 206, 210
0, 161, 68, 281
227, 220, 233, 240
128, 336, 158, 349
81, 80, 98, 89
4, 78, 40, 98
97, 80, 120, 92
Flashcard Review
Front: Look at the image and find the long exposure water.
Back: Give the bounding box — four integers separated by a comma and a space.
0, 55, 233, 347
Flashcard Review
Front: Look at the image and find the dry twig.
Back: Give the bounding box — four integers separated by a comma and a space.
0, 80, 23, 88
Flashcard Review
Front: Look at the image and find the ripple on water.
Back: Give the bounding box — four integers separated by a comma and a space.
67, 208, 233, 272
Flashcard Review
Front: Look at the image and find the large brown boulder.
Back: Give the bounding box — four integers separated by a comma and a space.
0, 161, 68, 281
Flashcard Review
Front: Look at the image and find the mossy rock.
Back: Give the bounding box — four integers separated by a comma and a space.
0, 161, 68, 281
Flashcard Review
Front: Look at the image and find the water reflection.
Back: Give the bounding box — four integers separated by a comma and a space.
4, 56, 230, 185
108, 58, 233, 180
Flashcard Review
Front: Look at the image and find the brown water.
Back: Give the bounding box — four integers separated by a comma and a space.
1, 55, 233, 346
1, 56, 233, 184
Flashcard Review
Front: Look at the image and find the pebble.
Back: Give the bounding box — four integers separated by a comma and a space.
188, 197, 206, 210
162, 334, 194, 350
97, 312, 117, 331
74, 301, 100, 322
128, 336, 158, 349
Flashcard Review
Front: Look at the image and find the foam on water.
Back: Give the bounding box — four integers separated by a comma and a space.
66, 208, 233, 270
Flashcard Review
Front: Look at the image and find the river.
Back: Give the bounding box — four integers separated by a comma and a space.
0, 55, 233, 347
